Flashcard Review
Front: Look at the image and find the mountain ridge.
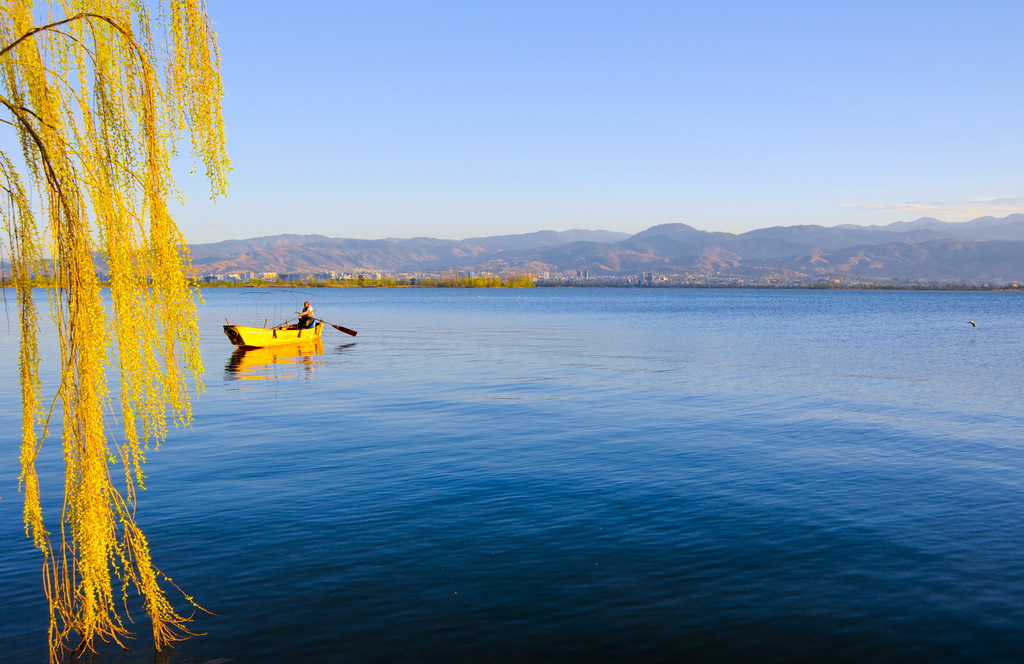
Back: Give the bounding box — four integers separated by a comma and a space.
188, 216, 1024, 283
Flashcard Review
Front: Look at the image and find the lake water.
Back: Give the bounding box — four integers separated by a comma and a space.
1, 287, 1023, 663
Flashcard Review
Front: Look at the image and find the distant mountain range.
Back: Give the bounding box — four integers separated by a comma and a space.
187, 215, 1024, 283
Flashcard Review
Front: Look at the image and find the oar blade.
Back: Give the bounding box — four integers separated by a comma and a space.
332, 323, 358, 336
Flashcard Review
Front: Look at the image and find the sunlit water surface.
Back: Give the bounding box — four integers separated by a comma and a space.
1, 287, 1023, 663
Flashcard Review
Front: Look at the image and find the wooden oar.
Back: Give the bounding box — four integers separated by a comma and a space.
294, 309, 357, 336
322, 320, 358, 336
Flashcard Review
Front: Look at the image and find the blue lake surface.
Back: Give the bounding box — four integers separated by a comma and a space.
1, 287, 1023, 662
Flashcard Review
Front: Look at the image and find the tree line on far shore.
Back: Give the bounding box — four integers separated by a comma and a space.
197, 272, 537, 288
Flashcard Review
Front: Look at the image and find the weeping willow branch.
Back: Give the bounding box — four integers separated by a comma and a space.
1, 1, 229, 660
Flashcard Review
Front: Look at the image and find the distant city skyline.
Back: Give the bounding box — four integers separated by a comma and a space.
173, 0, 1024, 244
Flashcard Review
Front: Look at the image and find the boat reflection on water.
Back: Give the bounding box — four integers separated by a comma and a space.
225, 339, 325, 381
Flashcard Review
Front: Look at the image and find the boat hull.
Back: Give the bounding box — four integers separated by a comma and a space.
223, 322, 324, 348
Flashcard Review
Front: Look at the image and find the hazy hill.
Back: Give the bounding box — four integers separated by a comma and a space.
835, 213, 1024, 241
461, 229, 630, 251
187, 215, 1024, 283
773, 239, 1024, 282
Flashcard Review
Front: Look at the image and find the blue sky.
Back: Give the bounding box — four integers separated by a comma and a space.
174, 0, 1024, 243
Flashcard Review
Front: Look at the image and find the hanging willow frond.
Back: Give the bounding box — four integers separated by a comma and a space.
0, 1, 229, 660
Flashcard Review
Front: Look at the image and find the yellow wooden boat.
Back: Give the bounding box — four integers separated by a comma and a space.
223, 321, 324, 348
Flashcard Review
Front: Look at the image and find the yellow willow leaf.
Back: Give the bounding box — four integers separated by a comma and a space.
1, 1, 228, 661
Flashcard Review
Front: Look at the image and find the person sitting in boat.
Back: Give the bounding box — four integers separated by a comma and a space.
298, 301, 316, 328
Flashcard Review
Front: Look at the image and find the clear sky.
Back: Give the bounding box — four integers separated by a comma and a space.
174, 0, 1024, 244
